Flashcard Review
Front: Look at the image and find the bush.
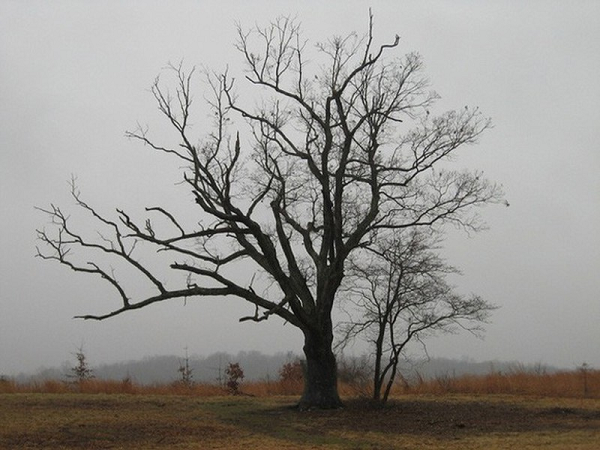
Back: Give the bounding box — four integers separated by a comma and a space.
225, 362, 244, 395
279, 360, 304, 383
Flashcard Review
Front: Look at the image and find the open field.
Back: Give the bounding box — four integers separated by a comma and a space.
2, 369, 598, 449
1, 393, 599, 449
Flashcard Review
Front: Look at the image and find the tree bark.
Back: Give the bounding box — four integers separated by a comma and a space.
298, 329, 343, 410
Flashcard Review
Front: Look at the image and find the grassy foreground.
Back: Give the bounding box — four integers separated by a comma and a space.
2, 393, 599, 449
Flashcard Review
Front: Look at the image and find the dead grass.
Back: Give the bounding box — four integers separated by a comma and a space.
1, 367, 598, 399
398, 369, 600, 399
1, 393, 599, 449
0, 377, 307, 397
3, 368, 598, 448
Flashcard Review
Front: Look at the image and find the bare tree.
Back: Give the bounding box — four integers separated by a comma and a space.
338, 229, 497, 405
177, 347, 195, 388
66, 346, 95, 385
36, 13, 502, 409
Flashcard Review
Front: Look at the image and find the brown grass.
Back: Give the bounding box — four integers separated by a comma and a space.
396, 368, 600, 399
1, 393, 599, 449
1, 367, 598, 399
0, 377, 304, 396
2, 369, 599, 449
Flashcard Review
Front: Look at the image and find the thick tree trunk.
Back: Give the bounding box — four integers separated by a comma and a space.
297, 330, 343, 410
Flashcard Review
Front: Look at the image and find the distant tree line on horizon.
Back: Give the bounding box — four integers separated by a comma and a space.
10, 350, 562, 387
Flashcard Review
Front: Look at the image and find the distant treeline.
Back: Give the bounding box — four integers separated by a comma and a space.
13, 351, 561, 385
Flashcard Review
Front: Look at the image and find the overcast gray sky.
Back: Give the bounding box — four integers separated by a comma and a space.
1, 1, 599, 376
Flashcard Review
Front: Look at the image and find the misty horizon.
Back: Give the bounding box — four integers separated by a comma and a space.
10, 350, 565, 386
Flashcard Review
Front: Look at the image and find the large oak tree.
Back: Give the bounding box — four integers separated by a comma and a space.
37, 15, 502, 409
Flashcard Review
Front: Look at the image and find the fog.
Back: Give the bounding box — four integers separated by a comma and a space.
1, 1, 599, 377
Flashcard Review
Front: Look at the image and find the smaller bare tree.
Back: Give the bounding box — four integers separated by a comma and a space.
177, 347, 195, 388
578, 362, 591, 398
339, 229, 496, 405
66, 346, 95, 386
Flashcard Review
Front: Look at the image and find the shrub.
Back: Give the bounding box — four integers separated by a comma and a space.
279, 360, 304, 383
225, 362, 244, 395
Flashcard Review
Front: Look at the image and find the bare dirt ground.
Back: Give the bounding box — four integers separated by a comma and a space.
1, 393, 599, 449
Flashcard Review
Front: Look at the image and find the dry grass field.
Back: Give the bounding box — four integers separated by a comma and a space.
1, 369, 599, 449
